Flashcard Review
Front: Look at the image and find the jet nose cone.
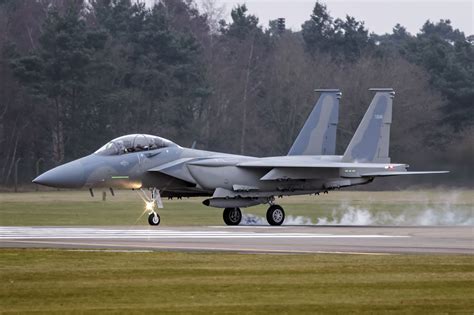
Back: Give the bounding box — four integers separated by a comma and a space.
33, 160, 85, 188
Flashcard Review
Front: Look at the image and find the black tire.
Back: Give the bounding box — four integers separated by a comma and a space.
266, 205, 285, 226
148, 212, 160, 226
223, 207, 242, 226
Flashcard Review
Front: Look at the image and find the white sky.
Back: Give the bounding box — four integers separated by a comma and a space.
199, 0, 473, 35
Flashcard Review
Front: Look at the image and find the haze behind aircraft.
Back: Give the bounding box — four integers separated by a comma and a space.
34, 88, 448, 226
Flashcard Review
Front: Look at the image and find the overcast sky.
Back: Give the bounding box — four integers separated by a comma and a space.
199, 0, 473, 35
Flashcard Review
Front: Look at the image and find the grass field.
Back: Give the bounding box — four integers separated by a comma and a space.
1, 191, 472, 313
1, 249, 473, 314
0, 189, 472, 226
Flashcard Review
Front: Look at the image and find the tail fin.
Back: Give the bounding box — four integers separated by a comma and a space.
342, 88, 394, 163
288, 89, 341, 156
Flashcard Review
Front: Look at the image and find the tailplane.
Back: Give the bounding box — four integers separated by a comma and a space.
288, 89, 341, 156
342, 88, 394, 163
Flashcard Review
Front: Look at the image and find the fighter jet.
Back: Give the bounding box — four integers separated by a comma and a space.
33, 88, 447, 226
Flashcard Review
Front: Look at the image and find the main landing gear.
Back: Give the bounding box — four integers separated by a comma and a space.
139, 188, 163, 226
222, 204, 286, 226
223, 207, 242, 225
266, 204, 285, 226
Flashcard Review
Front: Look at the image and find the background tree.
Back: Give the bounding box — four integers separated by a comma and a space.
10, 3, 107, 163
0, 0, 472, 187
301, 2, 334, 54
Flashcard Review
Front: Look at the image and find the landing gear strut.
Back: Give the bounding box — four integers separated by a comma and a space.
138, 188, 163, 226
266, 204, 285, 226
223, 207, 242, 225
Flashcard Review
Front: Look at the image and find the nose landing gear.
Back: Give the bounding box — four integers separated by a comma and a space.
148, 212, 161, 226
139, 188, 163, 226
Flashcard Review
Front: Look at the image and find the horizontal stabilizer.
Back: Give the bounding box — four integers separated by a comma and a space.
361, 171, 449, 177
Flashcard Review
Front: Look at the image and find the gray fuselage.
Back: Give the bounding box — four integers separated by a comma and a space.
34, 141, 375, 202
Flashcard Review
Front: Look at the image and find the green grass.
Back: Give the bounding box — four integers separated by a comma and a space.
1, 249, 473, 314
0, 199, 221, 226
0, 190, 474, 226
0, 190, 472, 226
1, 192, 472, 313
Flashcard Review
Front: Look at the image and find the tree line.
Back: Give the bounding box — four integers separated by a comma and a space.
0, 0, 472, 187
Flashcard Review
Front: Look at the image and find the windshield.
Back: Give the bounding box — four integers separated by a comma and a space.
95, 134, 175, 155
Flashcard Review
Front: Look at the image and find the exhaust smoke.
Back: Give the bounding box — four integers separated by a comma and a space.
241, 192, 473, 226
242, 214, 314, 225
314, 204, 473, 226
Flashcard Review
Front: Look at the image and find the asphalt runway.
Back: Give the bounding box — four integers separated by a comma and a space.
1, 225, 473, 254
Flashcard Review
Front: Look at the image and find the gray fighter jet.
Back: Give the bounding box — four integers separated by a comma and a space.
33, 88, 447, 226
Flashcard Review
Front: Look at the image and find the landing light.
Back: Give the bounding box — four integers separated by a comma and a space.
145, 201, 155, 211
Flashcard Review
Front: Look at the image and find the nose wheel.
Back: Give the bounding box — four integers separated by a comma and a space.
267, 204, 285, 226
148, 212, 161, 226
138, 188, 163, 226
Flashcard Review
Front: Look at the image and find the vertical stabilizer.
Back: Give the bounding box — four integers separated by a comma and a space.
288, 89, 341, 156
342, 88, 394, 163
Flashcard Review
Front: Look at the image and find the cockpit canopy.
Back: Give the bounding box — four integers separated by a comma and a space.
95, 134, 176, 156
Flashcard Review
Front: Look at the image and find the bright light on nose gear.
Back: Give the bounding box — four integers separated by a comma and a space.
145, 201, 155, 212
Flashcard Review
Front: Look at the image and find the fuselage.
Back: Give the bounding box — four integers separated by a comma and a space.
33, 142, 383, 199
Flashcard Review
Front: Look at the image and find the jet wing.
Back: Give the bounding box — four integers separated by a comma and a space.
237, 158, 393, 169
360, 171, 449, 177
237, 157, 448, 181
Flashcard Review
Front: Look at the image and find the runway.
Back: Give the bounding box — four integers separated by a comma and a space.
1, 226, 472, 254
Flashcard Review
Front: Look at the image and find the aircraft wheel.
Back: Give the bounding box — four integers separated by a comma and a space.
267, 205, 285, 226
223, 207, 242, 226
148, 212, 161, 226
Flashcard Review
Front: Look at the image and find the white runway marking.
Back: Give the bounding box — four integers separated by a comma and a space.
6, 240, 393, 255
0, 227, 409, 240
